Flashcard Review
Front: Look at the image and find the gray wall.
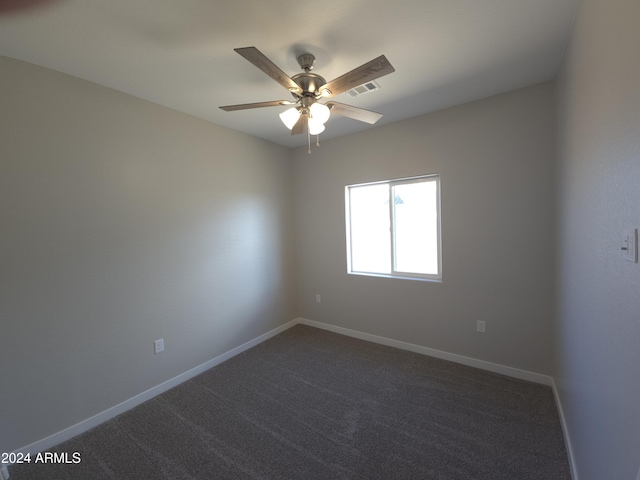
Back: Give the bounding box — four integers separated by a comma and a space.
293, 82, 556, 375
555, 0, 640, 478
0, 57, 297, 453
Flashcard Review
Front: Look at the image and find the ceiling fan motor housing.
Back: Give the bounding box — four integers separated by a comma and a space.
291, 72, 327, 100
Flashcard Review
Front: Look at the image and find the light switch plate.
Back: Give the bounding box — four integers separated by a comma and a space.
621, 229, 638, 263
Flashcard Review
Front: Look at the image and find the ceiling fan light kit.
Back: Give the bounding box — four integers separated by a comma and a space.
220, 47, 395, 153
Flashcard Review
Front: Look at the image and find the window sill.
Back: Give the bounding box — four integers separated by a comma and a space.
347, 271, 442, 283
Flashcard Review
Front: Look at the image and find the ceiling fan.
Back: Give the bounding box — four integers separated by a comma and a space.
219, 47, 395, 149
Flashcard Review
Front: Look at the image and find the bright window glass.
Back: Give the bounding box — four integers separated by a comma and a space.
346, 175, 441, 281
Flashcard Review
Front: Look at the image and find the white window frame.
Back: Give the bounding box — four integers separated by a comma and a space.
345, 174, 442, 282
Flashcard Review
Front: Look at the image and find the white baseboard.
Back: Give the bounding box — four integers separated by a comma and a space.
10, 319, 298, 462
296, 318, 553, 386
551, 378, 579, 480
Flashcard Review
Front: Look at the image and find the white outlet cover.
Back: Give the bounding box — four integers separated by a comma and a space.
154, 339, 164, 354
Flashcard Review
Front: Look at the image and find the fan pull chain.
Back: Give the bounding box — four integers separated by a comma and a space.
307, 127, 311, 154
316, 135, 320, 147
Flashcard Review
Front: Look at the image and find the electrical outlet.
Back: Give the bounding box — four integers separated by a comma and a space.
316, 294, 321, 303
154, 338, 164, 354
477, 321, 486, 333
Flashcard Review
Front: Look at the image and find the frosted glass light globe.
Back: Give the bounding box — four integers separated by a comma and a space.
308, 117, 326, 135
279, 107, 300, 130
309, 103, 330, 124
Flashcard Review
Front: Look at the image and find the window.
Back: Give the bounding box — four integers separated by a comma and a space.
345, 174, 441, 281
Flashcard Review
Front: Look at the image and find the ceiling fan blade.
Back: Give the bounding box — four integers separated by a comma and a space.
219, 100, 295, 111
326, 102, 383, 124
234, 47, 302, 94
291, 112, 308, 135
319, 55, 395, 98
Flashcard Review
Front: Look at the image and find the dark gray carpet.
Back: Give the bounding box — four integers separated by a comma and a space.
9, 325, 570, 479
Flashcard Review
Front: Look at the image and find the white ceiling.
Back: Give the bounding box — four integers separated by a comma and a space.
0, 0, 578, 148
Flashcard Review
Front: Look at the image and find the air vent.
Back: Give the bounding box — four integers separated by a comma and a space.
346, 80, 381, 97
